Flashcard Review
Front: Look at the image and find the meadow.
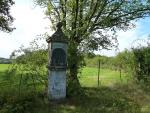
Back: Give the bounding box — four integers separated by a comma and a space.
0, 64, 10, 71
79, 67, 128, 87
0, 64, 150, 113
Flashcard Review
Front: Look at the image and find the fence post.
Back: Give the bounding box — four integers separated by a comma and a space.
98, 59, 100, 87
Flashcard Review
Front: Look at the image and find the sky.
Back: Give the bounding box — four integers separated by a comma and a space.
0, 0, 150, 58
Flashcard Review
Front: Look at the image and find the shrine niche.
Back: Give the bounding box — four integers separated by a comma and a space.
51, 48, 66, 67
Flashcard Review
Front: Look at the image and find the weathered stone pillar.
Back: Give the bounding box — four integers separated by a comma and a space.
46, 22, 68, 100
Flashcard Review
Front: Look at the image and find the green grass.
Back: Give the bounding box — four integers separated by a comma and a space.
0, 65, 150, 113
79, 67, 128, 87
32, 87, 141, 113
0, 64, 10, 71
0, 64, 10, 82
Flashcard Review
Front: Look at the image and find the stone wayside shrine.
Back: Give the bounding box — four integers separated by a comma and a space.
46, 22, 68, 100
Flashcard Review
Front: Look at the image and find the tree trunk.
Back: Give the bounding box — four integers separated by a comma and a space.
67, 42, 82, 97
68, 42, 80, 86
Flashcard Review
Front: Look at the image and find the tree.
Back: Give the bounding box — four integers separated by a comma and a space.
35, 0, 150, 87
0, 0, 14, 32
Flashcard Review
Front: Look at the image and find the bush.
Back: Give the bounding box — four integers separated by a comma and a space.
133, 46, 150, 87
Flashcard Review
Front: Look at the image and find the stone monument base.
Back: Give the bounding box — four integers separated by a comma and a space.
48, 70, 66, 100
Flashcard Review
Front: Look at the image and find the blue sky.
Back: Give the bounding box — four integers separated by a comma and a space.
0, 0, 150, 58
137, 18, 150, 37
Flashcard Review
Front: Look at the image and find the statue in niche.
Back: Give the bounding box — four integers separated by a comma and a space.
51, 48, 66, 66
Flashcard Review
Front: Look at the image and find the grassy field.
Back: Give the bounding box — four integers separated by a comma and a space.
79, 67, 128, 87
0, 64, 10, 82
0, 64, 150, 113
0, 64, 10, 71
0, 64, 128, 87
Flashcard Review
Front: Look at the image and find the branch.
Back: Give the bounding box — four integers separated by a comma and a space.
71, 0, 79, 42
48, 0, 61, 21
60, 0, 67, 29
94, 0, 108, 23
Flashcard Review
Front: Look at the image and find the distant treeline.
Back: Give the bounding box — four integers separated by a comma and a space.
0, 57, 11, 64
84, 53, 117, 70
84, 49, 140, 72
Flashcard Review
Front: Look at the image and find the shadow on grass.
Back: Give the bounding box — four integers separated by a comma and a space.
35, 86, 140, 113
0, 71, 6, 79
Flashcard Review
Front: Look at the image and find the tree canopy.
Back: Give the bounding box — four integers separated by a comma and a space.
35, 0, 150, 87
0, 0, 14, 32
36, 0, 150, 50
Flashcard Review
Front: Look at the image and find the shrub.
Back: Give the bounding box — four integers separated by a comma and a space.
133, 46, 150, 87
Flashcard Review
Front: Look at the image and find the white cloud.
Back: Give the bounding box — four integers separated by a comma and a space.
100, 21, 150, 56
117, 28, 138, 51
0, 0, 51, 58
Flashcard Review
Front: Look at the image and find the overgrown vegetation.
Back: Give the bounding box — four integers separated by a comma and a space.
132, 46, 150, 89
1, 64, 150, 113
1, 63, 150, 113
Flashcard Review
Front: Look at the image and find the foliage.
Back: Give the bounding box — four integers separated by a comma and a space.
0, 0, 14, 32
85, 49, 135, 73
35, 0, 150, 86
6, 37, 48, 95
0, 63, 44, 113
0, 37, 49, 112
133, 46, 150, 86
84, 54, 116, 70
115, 49, 134, 73
84, 45, 150, 89
0, 91, 35, 113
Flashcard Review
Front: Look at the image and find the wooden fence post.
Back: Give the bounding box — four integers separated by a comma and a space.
98, 59, 100, 87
